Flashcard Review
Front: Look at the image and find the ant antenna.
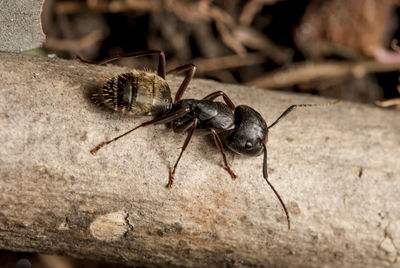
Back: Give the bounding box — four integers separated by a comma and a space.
268, 99, 341, 129
260, 141, 290, 230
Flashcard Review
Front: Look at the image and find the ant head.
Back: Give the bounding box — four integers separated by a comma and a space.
225, 105, 290, 230
225, 105, 267, 156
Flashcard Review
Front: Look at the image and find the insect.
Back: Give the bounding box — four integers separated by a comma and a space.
83, 50, 339, 230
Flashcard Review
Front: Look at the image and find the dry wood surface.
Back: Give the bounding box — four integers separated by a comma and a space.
0, 52, 400, 267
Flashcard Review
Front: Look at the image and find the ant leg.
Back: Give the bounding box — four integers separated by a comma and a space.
268, 100, 341, 129
167, 119, 198, 188
167, 64, 197, 104
90, 108, 190, 155
77, 50, 166, 79
202, 91, 236, 111
260, 141, 290, 230
209, 129, 237, 179
172, 120, 195, 134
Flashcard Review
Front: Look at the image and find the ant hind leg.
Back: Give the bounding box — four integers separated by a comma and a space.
77, 50, 166, 79
167, 64, 197, 104
90, 108, 190, 155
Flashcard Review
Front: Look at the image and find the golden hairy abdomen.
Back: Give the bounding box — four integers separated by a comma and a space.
97, 70, 172, 116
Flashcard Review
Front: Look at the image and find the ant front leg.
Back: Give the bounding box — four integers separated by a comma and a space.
202, 91, 235, 112
167, 64, 197, 103
77, 50, 166, 79
209, 129, 237, 179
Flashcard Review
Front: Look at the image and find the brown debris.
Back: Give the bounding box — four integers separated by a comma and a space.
294, 0, 397, 60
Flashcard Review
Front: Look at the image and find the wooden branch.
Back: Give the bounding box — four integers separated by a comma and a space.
0, 0, 44, 52
1, 52, 400, 267
247, 60, 400, 88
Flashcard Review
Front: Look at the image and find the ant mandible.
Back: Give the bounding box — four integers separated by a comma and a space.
81, 50, 339, 230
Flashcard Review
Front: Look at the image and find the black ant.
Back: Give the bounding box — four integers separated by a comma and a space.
81, 50, 339, 230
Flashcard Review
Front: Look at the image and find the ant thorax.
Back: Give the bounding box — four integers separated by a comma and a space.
172, 99, 235, 132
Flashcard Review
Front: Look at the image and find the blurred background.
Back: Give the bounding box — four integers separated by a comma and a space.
3, 0, 400, 267
38, 0, 400, 107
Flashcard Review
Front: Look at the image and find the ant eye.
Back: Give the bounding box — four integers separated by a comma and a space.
245, 142, 252, 149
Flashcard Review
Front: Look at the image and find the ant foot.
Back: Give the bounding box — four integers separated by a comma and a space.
90, 141, 109, 155
166, 168, 174, 188
224, 167, 237, 180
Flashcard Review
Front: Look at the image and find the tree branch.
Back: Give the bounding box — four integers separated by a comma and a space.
246, 60, 400, 88
0, 0, 44, 52
1, 52, 399, 266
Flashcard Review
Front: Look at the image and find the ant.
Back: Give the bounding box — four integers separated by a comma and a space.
80, 50, 339, 230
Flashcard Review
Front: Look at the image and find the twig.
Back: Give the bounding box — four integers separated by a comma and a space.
44, 30, 104, 52
215, 20, 246, 55
192, 53, 268, 73
1, 52, 400, 267
239, 0, 284, 26
55, 0, 163, 13
247, 60, 400, 88
233, 26, 293, 64
375, 99, 400, 109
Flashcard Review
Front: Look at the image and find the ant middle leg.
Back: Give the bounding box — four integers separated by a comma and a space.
77, 50, 166, 79
209, 128, 237, 179
167, 64, 197, 104
172, 120, 196, 134
202, 91, 236, 111
167, 119, 199, 188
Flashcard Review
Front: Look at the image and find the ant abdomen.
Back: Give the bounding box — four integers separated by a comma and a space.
94, 70, 172, 116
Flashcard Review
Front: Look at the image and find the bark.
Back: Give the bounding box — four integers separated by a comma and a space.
0, 52, 400, 267
0, 0, 45, 52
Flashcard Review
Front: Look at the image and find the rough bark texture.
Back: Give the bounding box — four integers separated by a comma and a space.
0, 52, 400, 267
0, 0, 45, 52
